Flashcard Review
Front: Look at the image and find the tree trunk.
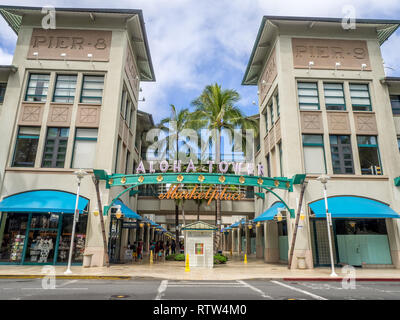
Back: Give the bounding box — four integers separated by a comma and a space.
181, 201, 186, 226
197, 202, 200, 221
214, 129, 222, 253
175, 203, 180, 252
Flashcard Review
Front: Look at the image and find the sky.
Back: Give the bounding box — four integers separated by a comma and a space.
1, 0, 400, 124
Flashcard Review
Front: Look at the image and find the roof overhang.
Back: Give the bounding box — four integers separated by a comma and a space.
0, 5, 155, 81
242, 16, 400, 85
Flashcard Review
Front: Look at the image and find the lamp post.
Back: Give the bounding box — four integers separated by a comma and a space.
64, 169, 88, 275
317, 174, 337, 277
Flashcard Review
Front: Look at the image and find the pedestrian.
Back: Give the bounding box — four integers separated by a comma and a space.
171, 240, 176, 254
158, 247, 163, 261
165, 240, 170, 256
136, 241, 142, 263
132, 242, 138, 262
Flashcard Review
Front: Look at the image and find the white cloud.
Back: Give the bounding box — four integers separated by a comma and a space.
1, 0, 400, 121
0, 47, 13, 65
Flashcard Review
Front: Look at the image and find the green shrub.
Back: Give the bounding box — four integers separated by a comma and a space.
174, 253, 185, 261
214, 254, 228, 264
165, 254, 176, 261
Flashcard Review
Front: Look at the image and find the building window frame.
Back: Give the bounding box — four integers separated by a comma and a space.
297, 81, 320, 111
80, 75, 104, 104
357, 135, 382, 175
42, 127, 70, 168
71, 128, 98, 169
52, 74, 77, 103
390, 95, 400, 115
0, 82, 7, 103
12, 126, 41, 167
324, 82, 346, 111
349, 83, 372, 111
25, 73, 50, 102
302, 134, 327, 174
329, 135, 354, 174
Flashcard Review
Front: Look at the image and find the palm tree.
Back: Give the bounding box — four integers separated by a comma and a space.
158, 105, 192, 250
189, 83, 259, 252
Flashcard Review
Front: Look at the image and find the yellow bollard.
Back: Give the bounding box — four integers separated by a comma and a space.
244, 254, 247, 264
185, 253, 190, 272
150, 250, 153, 265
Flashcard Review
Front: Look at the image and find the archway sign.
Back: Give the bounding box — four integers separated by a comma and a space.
93, 169, 306, 219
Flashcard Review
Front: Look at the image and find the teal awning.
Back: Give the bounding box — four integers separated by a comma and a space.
0, 190, 88, 214
309, 196, 400, 219
143, 217, 158, 226
254, 202, 285, 222
114, 200, 142, 220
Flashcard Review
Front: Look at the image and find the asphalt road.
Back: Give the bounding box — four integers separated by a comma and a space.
0, 278, 400, 300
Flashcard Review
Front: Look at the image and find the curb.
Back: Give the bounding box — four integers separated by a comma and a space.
283, 278, 400, 282
0, 275, 132, 280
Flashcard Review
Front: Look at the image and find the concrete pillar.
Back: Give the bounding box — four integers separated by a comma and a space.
145, 224, 150, 254
150, 228, 154, 244
256, 223, 263, 259
264, 221, 279, 263
238, 226, 242, 254
119, 227, 129, 261
231, 229, 236, 254
385, 219, 400, 268
245, 226, 250, 255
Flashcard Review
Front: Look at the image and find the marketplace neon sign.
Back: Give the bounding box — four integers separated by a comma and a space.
158, 184, 245, 205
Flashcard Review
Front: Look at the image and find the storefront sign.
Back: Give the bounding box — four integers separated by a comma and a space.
28, 28, 112, 61
122, 221, 138, 229
158, 184, 245, 205
292, 38, 371, 71
136, 159, 264, 176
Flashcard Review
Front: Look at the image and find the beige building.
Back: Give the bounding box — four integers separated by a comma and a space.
239, 16, 400, 269
0, 6, 155, 266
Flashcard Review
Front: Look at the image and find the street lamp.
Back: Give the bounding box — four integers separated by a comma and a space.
317, 174, 338, 277
64, 169, 88, 275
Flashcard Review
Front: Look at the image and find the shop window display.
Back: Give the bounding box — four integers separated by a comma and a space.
0, 213, 28, 263
57, 214, 88, 263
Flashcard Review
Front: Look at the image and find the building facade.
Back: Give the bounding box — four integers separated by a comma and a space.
241, 16, 400, 269
0, 6, 155, 266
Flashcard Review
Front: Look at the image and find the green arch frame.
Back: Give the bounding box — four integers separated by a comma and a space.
93, 170, 305, 218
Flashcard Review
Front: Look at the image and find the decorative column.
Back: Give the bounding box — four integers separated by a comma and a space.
231, 229, 236, 253
246, 226, 251, 255
256, 223, 263, 259
237, 226, 242, 255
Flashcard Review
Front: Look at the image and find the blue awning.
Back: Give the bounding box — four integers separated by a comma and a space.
230, 220, 246, 228
143, 217, 158, 226
0, 190, 88, 214
114, 200, 142, 220
309, 196, 400, 219
254, 202, 285, 222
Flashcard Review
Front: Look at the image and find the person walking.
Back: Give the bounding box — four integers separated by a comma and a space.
132, 242, 138, 262
171, 240, 176, 254
136, 241, 143, 263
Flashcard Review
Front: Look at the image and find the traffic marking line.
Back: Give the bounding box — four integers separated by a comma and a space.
155, 280, 168, 300
236, 280, 272, 299
271, 280, 327, 300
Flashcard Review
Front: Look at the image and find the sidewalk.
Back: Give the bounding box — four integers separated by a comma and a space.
1, 256, 400, 281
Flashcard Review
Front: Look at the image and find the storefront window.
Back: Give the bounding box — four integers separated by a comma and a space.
25, 213, 59, 263
0, 213, 29, 263
335, 219, 387, 235
57, 214, 88, 263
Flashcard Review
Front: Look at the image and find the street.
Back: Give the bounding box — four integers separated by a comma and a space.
0, 278, 400, 300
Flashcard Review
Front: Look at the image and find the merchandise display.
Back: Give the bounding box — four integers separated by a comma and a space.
10, 234, 25, 262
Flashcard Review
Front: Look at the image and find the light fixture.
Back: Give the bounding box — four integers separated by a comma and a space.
115, 205, 122, 219
333, 62, 341, 75
93, 210, 99, 217
61, 53, 68, 66
262, 80, 266, 85
359, 63, 367, 76
307, 61, 314, 73
276, 211, 283, 222
33, 52, 41, 66
256, 222, 261, 227
300, 212, 305, 221
139, 222, 144, 228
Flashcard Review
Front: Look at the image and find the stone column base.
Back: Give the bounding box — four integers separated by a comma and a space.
290, 249, 314, 269
264, 248, 279, 263
390, 250, 400, 268
84, 246, 107, 267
